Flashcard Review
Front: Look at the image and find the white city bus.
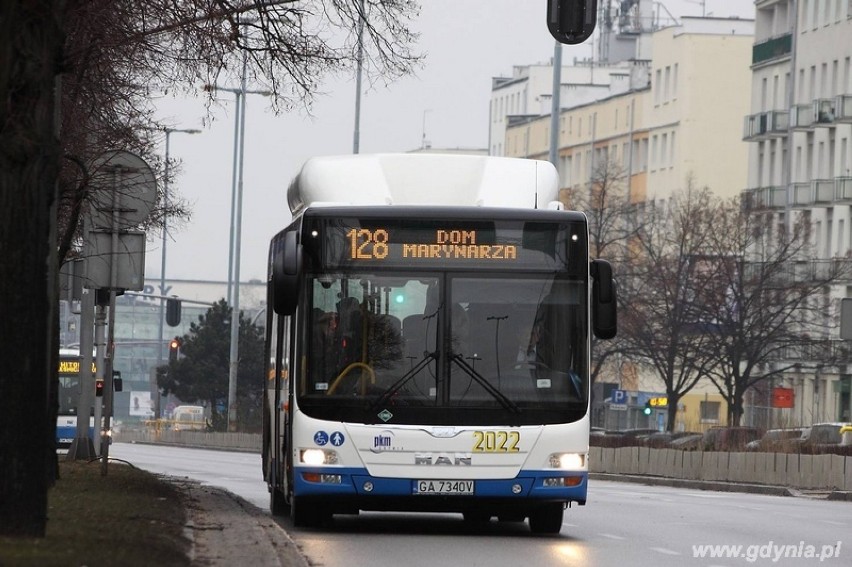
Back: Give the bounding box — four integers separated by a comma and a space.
57, 347, 96, 452
262, 154, 616, 533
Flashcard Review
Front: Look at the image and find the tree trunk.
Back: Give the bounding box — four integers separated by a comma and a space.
666, 393, 679, 432
0, 1, 64, 537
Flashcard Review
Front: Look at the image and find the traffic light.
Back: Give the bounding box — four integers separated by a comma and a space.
169, 337, 181, 362
95, 379, 104, 397
546, 0, 598, 45
643, 401, 652, 416
166, 297, 182, 326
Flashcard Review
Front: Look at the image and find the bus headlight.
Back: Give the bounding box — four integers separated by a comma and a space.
549, 453, 585, 470
300, 449, 339, 465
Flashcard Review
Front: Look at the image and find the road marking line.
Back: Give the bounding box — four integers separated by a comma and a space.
649, 547, 681, 556
599, 533, 626, 540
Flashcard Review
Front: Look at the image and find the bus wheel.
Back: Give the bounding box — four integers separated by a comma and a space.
528, 504, 563, 534
291, 496, 327, 527
270, 487, 288, 517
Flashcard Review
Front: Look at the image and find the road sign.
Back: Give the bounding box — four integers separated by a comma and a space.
611, 389, 628, 404
88, 150, 157, 230
84, 231, 146, 290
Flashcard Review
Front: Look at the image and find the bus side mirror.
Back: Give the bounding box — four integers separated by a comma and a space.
546, 0, 598, 45
273, 231, 303, 315
591, 259, 617, 339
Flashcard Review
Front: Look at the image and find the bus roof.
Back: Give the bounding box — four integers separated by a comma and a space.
287, 154, 559, 215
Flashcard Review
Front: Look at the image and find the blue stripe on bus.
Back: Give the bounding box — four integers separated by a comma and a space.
293, 467, 587, 501
56, 426, 95, 445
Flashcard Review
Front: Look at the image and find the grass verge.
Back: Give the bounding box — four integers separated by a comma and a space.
0, 459, 190, 567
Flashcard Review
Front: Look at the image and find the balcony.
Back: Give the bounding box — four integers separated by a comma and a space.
745, 178, 852, 210
836, 177, 852, 200
764, 259, 852, 285
791, 180, 840, 207
752, 33, 792, 66
742, 110, 790, 141
742, 186, 787, 210
814, 99, 836, 126
836, 94, 852, 123
789, 99, 839, 130
790, 104, 815, 129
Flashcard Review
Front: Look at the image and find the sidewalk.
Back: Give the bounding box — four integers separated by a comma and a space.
175, 478, 309, 567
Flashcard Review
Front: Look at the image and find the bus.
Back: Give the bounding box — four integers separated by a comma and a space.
57, 347, 96, 452
262, 154, 617, 533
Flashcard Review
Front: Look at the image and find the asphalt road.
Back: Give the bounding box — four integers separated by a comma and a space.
111, 443, 851, 567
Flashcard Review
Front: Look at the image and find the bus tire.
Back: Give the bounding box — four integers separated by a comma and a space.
291, 496, 326, 527
528, 503, 563, 534
270, 487, 288, 517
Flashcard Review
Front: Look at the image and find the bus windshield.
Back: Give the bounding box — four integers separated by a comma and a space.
299, 272, 587, 426
58, 353, 94, 416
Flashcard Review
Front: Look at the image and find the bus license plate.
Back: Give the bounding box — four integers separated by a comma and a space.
414, 480, 474, 495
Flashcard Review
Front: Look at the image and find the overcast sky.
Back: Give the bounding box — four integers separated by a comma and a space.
148, 0, 754, 285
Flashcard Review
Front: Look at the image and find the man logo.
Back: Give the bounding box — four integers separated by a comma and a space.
414, 452, 472, 466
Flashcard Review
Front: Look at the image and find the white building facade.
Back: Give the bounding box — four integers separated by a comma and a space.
743, 0, 852, 425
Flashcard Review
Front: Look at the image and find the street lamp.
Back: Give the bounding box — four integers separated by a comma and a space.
204, 74, 272, 306
205, 51, 272, 432
157, 127, 200, 381
353, 0, 365, 154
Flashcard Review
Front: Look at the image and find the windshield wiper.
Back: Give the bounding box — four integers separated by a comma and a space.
451, 354, 520, 414
368, 351, 438, 412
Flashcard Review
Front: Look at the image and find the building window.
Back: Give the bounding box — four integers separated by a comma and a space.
672, 64, 678, 100
655, 69, 662, 105
700, 401, 721, 423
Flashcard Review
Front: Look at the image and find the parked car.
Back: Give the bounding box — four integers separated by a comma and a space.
668, 433, 704, 451
702, 426, 763, 451
745, 428, 805, 452
643, 431, 702, 448
842, 425, 852, 447
800, 422, 852, 451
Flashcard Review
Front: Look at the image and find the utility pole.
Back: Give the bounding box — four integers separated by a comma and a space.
549, 41, 563, 170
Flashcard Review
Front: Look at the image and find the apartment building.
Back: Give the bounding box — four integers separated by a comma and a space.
504, 17, 754, 204
742, 0, 852, 426
497, 16, 754, 431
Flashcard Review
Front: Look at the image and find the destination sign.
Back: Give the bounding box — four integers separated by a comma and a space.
59, 359, 97, 374
308, 217, 585, 272
346, 228, 517, 262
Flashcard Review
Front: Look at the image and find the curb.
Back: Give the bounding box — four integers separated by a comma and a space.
589, 473, 797, 497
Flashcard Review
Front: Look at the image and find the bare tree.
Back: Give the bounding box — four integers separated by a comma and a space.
1, 0, 420, 537
618, 183, 723, 431
699, 198, 849, 426
562, 156, 639, 387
